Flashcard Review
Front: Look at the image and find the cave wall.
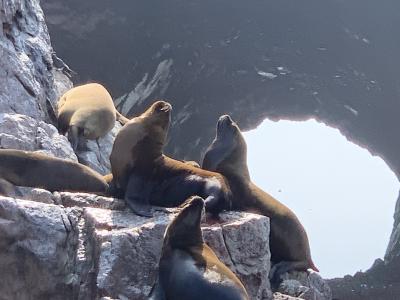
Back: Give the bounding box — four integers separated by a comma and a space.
41, 1, 400, 298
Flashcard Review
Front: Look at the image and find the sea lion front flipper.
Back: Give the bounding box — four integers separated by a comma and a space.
125, 174, 153, 217
202, 141, 230, 171
204, 195, 225, 216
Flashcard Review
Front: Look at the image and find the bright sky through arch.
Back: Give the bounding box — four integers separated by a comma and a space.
243, 118, 399, 278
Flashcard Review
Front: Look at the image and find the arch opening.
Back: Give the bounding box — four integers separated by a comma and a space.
243, 118, 399, 278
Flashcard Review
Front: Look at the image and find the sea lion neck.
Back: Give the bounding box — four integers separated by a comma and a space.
218, 145, 251, 182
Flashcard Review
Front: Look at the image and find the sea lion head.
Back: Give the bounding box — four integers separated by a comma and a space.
202, 115, 250, 179
143, 100, 172, 129
141, 100, 172, 149
163, 196, 205, 249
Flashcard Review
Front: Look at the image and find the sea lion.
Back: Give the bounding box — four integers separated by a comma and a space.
202, 115, 319, 283
0, 149, 109, 194
109, 100, 231, 217
57, 83, 129, 150
149, 196, 249, 300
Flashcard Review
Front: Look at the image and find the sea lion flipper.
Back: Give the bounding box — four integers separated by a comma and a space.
148, 277, 166, 300
67, 125, 80, 151
269, 260, 310, 286
202, 142, 229, 171
204, 194, 225, 216
125, 174, 153, 217
116, 110, 130, 125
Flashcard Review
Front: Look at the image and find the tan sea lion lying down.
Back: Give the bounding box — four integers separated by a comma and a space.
0, 149, 109, 195
57, 83, 129, 150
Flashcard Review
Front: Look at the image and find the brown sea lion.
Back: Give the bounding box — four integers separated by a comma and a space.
57, 83, 129, 150
202, 115, 319, 283
0, 149, 108, 194
149, 196, 249, 300
109, 100, 231, 217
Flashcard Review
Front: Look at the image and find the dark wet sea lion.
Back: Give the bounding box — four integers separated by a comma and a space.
202, 115, 319, 283
109, 100, 231, 217
149, 196, 249, 300
0, 149, 108, 194
57, 83, 129, 150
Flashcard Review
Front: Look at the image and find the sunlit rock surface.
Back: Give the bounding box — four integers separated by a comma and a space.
277, 271, 332, 300
0, 0, 62, 121
0, 113, 77, 161
0, 197, 80, 299
0, 192, 273, 299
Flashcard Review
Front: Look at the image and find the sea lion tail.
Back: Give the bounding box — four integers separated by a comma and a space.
309, 260, 319, 272
116, 110, 130, 125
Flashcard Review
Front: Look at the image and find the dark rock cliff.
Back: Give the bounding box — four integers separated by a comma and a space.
41, 1, 400, 298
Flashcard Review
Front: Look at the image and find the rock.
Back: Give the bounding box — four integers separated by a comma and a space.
0, 113, 77, 161
52, 69, 74, 107
277, 271, 332, 300
203, 212, 272, 300
15, 187, 58, 204
273, 292, 303, 300
385, 191, 400, 261
58, 192, 125, 211
75, 122, 122, 175
0, 0, 64, 121
0, 197, 80, 299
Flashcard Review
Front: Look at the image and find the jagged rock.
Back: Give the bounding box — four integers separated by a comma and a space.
52, 69, 74, 107
0, 113, 77, 161
58, 192, 125, 211
0, 0, 62, 121
203, 213, 272, 300
273, 292, 303, 300
15, 187, 58, 204
277, 271, 332, 300
75, 122, 122, 175
328, 257, 400, 300
0, 197, 80, 300
385, 191, 400, 261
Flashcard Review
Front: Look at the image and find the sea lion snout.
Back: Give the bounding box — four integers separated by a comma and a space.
179, 195, 205, 215
152, 100, 172, 113
217, 115, 235, 132
218, 115, 233, 126
186, 195, 205, 210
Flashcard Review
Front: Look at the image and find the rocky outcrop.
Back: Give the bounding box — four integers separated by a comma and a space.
0, 113, 77, 160
277, 271, 332, 300
0, 190, 331, 300
0, 0, 63, 121
0, 197, 79, 300
386, 191, 400, 262
0, 193, 271, 299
